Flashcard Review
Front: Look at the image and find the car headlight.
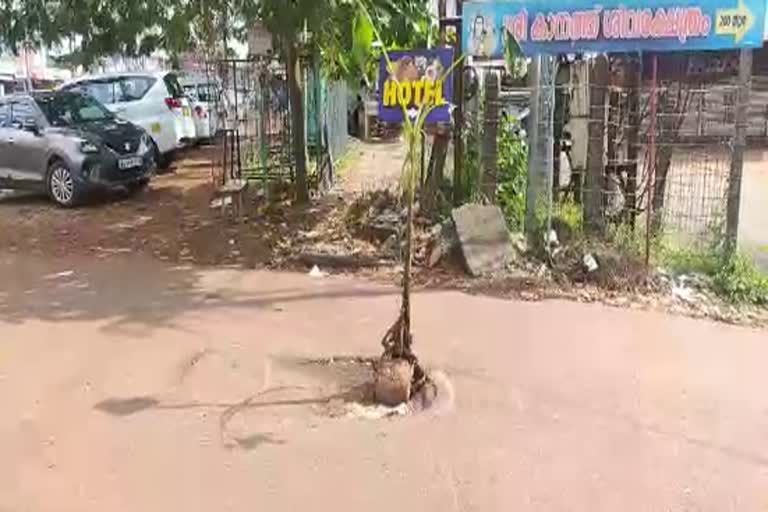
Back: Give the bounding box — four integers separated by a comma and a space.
138, 134, 150, 155
80, 140, 100, 154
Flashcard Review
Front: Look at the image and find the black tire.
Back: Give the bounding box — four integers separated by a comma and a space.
46, 160, 80, 207
147, 139, 171, 172
126, 178, 150, 196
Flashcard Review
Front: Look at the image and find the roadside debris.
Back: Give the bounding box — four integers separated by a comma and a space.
309, 265, 326, 278
451, 204, 513, 277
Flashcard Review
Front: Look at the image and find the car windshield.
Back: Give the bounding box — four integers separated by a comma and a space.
35, 92, 114, 126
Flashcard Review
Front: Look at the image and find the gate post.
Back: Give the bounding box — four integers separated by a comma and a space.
584, 54, 608, 235
725, 48, 752, 254
481, 71, 500, 200
525, 54, 556, 237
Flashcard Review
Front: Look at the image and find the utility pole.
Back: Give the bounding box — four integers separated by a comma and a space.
525, 55, 556, 237
725, 48, 752, 253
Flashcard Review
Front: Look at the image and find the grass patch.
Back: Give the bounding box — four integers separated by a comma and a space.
660, 246, 768, 306
333, 145, 363, 181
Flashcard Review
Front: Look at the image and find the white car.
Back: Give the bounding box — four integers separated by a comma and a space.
180, 76, 220, 142
59, 72, 197, 167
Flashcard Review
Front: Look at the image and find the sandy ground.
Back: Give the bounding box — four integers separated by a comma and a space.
1, 251, 768, 512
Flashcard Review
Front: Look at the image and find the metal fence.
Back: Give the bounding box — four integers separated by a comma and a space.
324, 81, 350, 164
527, 52, 749, 262
209, 57, 294, 186
207, 57, 352, 192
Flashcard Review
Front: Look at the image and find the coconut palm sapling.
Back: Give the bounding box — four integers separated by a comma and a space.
356, 1, 463, 394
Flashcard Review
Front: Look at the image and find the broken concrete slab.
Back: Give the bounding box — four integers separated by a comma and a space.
451, 204, 513, 277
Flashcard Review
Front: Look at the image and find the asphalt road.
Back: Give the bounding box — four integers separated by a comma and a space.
1, 252, 767, 511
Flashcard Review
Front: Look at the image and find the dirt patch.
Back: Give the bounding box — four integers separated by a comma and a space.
2, 143, 765, 329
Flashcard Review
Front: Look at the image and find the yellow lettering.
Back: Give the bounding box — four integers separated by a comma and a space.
423, 80, 434, 105
397, 82, 412, 106
383, 81, 398, 107
434, 80, 445, 106
413, 80, 425, 106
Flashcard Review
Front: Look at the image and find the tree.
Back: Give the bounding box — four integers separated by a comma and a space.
2, 0, 432, 204
354, 1, 461, 403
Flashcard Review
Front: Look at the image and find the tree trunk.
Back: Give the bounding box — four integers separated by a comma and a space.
286, 41, 309, 204
423, 130, 449, 215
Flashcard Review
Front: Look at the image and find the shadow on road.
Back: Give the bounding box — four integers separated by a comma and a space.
0, 253, 396, 336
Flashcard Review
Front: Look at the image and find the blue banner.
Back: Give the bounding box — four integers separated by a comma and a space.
378, 48, 455, 124
463, 0, 766, 57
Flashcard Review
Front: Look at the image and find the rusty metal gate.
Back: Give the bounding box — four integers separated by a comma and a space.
209, 57, 294, 185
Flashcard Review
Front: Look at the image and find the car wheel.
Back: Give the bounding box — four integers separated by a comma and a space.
126, 178, 150, 196
151, 142, 174, 172
47, 161, 80, 207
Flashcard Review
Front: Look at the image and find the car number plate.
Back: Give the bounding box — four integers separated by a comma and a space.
119, 157, 143, 170
183, 107, 191, 117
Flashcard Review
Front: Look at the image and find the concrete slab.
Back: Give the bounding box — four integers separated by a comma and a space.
451, 204, 512, 276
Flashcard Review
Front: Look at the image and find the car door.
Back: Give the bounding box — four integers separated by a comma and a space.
0, 101, 13, 185
4, 100, 47, 185
113, 76, 154, 128
116, 75, 177, 154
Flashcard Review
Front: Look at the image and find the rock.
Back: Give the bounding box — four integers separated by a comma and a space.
367, 211, 400, 242
451, 205, 513, 277
427, 242, 444, 268
382, 234, 400, 259
510, 232, 527, 256
374, 359, 414, 407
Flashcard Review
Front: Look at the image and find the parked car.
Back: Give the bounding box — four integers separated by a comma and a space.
180, 75, 220, 142
59, 72, 197, 167
0, 91, 155, 206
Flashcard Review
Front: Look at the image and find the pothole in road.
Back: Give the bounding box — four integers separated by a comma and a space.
277, 355, 455, 419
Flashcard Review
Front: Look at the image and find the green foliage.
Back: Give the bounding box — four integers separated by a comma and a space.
503, 31, 527, 80
606, 223, 651, 258
314, 0, 435, 85
659, 245, 720, 275
462, 121, 482, 202
553, 199, 583, 234
660, 244, 768, 306
2, 0, 430, 76
713, 254, 768, 305
496, 119, 528, 231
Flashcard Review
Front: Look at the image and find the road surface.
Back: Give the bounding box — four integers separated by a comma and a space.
1, 252, 767, 511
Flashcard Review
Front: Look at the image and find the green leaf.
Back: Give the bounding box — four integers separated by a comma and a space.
352, 9, 374, 72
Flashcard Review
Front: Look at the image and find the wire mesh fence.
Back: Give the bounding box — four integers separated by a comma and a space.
527, 52, 749, 264
207, 57, 294, 186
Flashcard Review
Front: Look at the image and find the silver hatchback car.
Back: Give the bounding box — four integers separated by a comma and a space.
0, 91, 156, 206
